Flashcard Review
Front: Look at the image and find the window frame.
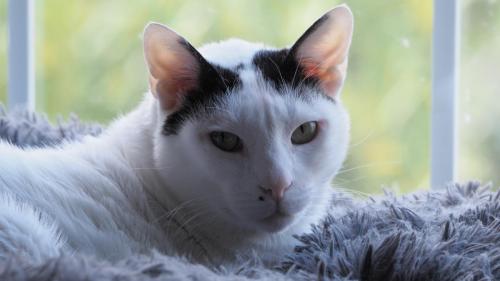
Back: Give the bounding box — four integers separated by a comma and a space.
7, 0, 34, 110
431, 0, 460, 188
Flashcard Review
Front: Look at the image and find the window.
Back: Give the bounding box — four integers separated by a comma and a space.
459, 0, 500, 187
4, 1, 495, 193
340, 1, 431, 193
0, 0, 6, 103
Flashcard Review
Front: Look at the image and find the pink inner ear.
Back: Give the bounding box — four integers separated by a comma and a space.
296, 38, 350, 96
149, 68, 199, 111
300, 59, 344, 96
294, 6, 353, 97
151, 45, 200, 110
144, 23, 201, 111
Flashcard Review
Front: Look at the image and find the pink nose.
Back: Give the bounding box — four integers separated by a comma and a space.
271, 185, 288, 201
260, 179, 292, 202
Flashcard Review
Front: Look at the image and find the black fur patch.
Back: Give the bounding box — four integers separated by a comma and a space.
252, 48, 339, 107
162, 39, 241, 135
252, 13, 330, 92
252, 48, 319, 92
234, 63, 245, 71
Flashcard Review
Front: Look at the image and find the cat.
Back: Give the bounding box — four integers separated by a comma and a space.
0, 5, 353, 266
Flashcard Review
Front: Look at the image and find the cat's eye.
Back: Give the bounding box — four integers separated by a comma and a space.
291, 121, 318, 145
210, 131, 243, 152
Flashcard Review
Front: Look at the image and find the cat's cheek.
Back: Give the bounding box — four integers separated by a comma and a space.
281, 191, 310, 215
315, 119, 332, 145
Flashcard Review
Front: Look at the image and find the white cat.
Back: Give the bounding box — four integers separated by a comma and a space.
0, 5, 353, 265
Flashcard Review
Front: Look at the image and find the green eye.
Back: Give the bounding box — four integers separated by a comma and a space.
210, 131, 243, 152
291, 121, 318, 145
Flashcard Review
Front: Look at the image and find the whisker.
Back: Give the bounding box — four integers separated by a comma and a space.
291, 57, 303, 87
334, 186, 372, 197
152, 195, 213, 232
204, 106, 233, 115
336, 161, 401, 176
130, 167, 167, 171
268, 58, 286, 86
170, 211, 207, 241
152, 198, 200, 225
334, 174, 370, 185
349, 129, 375, 148
295, 56, 332, 90
215, 69, 229, 89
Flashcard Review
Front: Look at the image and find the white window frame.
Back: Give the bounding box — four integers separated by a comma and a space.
431, 0, 460, 188
5, 0, 460, 189
7, 0, 35, 110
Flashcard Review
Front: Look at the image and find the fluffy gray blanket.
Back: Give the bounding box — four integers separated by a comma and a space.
0, 107, 499, 281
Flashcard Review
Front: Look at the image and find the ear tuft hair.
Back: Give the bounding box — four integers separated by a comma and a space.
143, 23, 203, 111
290, 5, 354, 96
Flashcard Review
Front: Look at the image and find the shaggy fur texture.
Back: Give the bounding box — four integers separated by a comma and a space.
283, 182, 500, 280
0, 105, 102, 148
1, 109, 499, 280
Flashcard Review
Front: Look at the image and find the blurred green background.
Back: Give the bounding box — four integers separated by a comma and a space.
459, 0, 500, 190
0, 0, 498, 193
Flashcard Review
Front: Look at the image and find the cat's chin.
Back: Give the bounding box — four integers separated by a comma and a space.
256, 212, 295, 233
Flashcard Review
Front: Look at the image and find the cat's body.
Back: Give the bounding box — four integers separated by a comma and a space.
0, 6, 353, 265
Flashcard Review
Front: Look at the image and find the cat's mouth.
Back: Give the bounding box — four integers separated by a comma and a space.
259, 211, 294, 233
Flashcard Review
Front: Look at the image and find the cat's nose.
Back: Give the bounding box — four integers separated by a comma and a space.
260, 178, 292, 202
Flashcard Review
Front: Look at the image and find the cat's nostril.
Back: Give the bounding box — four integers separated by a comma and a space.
258, 183, 291, 202
258, 196, 265, 201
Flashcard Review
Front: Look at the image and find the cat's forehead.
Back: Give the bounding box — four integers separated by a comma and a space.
200, 39, 317, 90
198, 39, 271, 69
162, 39, 327, 135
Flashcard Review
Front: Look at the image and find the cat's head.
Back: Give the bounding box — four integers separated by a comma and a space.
143, 6, 353, 234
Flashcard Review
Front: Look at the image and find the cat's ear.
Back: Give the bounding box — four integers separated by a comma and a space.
143, 23, 204, 111
289, 5, 353, 97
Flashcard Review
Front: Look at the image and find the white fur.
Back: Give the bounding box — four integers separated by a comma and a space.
0, 38, 350, 265
198, 38, 272, 68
